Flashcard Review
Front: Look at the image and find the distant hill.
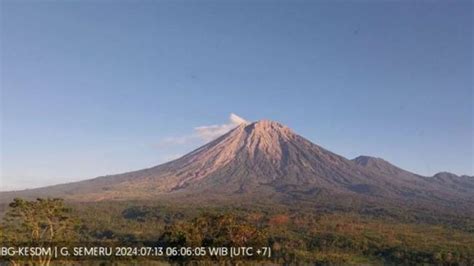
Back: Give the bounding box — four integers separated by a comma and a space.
1, 120, 473, 213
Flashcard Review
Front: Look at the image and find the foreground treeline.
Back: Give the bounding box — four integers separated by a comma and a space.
0, 198, 473, 265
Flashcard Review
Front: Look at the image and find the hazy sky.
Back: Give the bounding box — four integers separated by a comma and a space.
1, 0, 472, 190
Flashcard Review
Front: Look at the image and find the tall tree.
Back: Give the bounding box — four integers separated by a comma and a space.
1, 198, 79, 266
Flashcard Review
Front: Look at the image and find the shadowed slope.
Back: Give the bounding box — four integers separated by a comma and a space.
1, 120, 472, 212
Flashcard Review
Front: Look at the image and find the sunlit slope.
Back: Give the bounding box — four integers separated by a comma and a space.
1, 120, 472, 213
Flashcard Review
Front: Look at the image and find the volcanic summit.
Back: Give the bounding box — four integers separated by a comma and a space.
1, 120, 472, 210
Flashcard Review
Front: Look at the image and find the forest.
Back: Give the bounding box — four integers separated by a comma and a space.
1, 197, 473, 265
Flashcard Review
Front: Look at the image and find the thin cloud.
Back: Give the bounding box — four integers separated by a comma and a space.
156, 113, 248, 147
194, 113, 248, 141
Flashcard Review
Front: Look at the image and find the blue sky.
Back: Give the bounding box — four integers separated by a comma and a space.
1, 0, 472, 190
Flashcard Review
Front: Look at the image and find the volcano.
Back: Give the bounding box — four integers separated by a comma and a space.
1, 120, 473, 211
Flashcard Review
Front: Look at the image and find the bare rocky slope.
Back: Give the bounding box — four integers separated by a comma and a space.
1, 120, 473, 212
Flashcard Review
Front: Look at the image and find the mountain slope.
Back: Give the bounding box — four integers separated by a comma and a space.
1, 120, 472, 211
352, 156, 419, 177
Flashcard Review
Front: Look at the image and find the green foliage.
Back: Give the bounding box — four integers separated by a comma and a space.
159, 213, 268, 248
2, 198, 473, 264
72, 201, 474, 264
1, 198, 79, 243
0, 198, 81, 265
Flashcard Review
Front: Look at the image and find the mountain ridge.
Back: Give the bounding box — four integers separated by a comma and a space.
1, 120, 472, 213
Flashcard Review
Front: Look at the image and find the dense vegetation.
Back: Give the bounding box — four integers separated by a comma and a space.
2, 198, 472, 265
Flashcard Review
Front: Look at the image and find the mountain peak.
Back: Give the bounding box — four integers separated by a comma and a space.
248, 119, 285, 127
253, 119, 283, 125
433, 172, 459, 180
244, 120, 291, 135
234, 120, 295, 163
3, 117, 472, 207
352, 155, 386, 166
352, 155, 408, 176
